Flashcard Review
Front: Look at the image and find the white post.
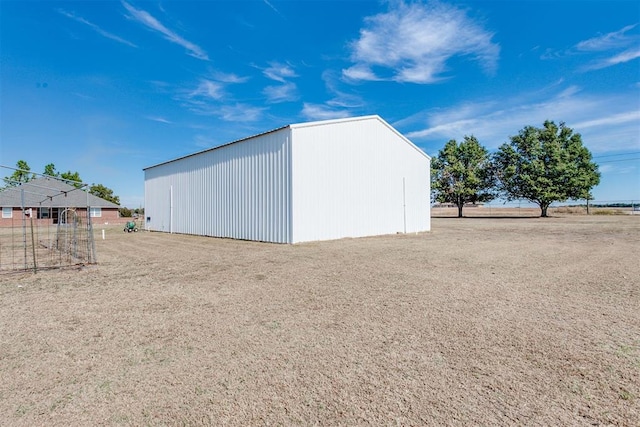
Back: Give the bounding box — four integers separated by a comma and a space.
102, 229, 105, 240
21, 188, 27, 270
402, 177, 407, 234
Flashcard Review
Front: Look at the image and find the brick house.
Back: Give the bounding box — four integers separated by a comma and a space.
0, 177, 120, 226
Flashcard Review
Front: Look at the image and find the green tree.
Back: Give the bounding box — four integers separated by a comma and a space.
43, 163, 59, 177
90, 183, 120, 205
118, 207, 133, 217
60, 170, 83, 188
493, 120, 600, 217
431, 136, 495, 217
3, 160, 34, 187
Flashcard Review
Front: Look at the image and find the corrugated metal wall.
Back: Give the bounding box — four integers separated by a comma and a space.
290, 117, 430, 243
144, 128, 292, 243
144, 116, 430, 244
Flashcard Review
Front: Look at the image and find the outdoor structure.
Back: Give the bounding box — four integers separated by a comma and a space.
0, 176, 119, 272
0, 177, 120, 227
144, 115, 430, 243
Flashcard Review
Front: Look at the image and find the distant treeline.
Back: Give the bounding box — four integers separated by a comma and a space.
119, 207, 144, 217
568, 203, 637, 208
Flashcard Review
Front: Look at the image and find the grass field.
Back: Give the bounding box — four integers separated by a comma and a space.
1, 216, 638, 425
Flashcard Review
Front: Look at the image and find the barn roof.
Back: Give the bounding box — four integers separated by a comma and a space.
0, 177, 120, 208
143, 115, 429, 171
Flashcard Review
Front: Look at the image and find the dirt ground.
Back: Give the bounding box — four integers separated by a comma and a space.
1, 216, 638, 425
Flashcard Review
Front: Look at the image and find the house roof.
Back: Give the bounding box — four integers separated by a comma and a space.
0, 177, 120, 208
143, 115, 429, 171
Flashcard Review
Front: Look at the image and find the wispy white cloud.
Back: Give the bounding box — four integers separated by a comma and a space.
72, 92, 96, 100
585, 48, 640, 70
544, 24, 640, 71
177, 75, 263, 122
181, 99, 265, 122
343, 0, 499, 84
263, 62, 297, 83
217, 104, 266, 122
179, 73, 248, 102
298, 70, 365, 120
404, 86, 640, 154
59, 9, 137, 47
301, 103, 352, 121
598, 164, 614, 173
598, 164, 637, 175
557, 85, 581, 98
211, 71, 250, 84
610, 48, 640, 64
576, 24, 637, 51
573, 110, 640, 129
326, 95, 363, 109
263, 0, 285, 19
321, 70, 365, 108
190, 79, 225, 100
260, 61, 299, 103
193, 69, 251, 98
121, 1, 208, 60
263, 82, 298, 103
145, 116, 172, 124
578, 24, 640, 70
193, 134, 217, 149
342, 65, 383, 82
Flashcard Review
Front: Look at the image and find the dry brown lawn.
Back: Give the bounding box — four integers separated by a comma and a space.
1, 216, 639, 425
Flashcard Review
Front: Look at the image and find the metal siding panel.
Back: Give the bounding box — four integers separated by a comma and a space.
144, 129, 292, 243
291, 117, 430, 243
286, 134, 293, 243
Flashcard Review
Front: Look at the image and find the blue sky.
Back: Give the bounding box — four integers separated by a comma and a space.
1, 0, 638, 207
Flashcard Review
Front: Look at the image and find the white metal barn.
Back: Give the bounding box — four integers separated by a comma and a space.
143, 115, 430, 243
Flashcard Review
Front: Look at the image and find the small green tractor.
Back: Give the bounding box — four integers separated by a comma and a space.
124, 220, 139, 233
